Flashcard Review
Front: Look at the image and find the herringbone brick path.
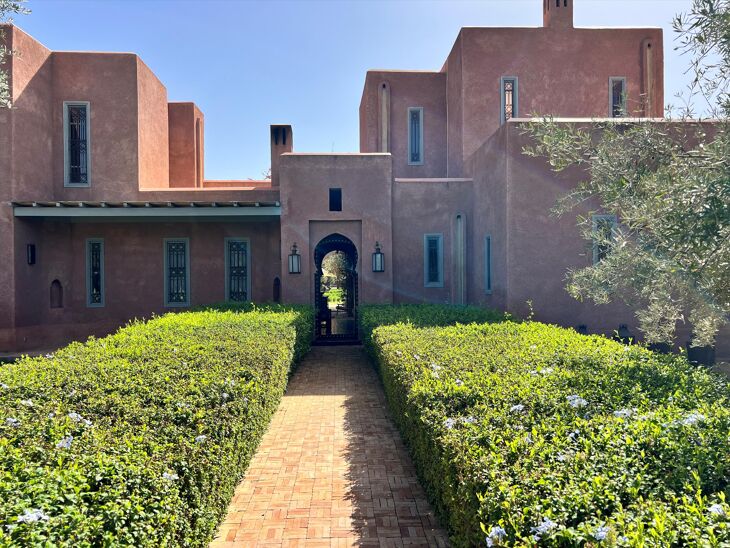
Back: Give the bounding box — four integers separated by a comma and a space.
210, 346, 450, 547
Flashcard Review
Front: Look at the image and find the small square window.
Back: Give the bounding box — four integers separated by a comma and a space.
329, 188, 342, 212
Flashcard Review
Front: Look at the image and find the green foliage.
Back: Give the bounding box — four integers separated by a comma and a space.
521, 0, 730, 348
366, 319, 730, 546
0, 0, 30, 109
323, 288, 344, 306
0, 306, 312, 546
359, 304, 510, 353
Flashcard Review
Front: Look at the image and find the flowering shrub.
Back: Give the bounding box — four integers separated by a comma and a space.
359, 304, 509, 352
0, 305, 312, 546
367, 317, 730, 546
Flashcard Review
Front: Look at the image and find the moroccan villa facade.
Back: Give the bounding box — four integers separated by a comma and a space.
1, 1, 726, 357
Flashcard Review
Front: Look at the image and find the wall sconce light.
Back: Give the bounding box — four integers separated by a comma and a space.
288, 243, 301, 274
27, 244, 36, 265
372, 241, 385, 272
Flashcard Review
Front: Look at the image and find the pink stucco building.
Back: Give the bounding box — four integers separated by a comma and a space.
1, 1, 725, 357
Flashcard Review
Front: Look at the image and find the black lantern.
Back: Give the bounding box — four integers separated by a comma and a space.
372, 241, 385, 272
288, 243, 301, 274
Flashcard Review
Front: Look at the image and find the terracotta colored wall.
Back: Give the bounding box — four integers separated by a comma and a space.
0, 26, 53, 349
444, 31, 464, 177
279, 153, 393, 306
360, 71, 447, 178
5, 218, 281, 351
137, 57, 169, 189
391, 179, 473, 304
168, 102, 204, 188
498, 122, 638, 334
467, 127, 509, 311
51, 51, 140, 201
458, 26, 664, 167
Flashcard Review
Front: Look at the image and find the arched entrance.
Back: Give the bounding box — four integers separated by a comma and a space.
314, 233, 358, 342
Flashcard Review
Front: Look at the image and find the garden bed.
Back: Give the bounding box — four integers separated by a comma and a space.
0, 305, 312, 546
363, 310, 730, 546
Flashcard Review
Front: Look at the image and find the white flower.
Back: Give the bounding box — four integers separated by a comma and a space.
541, 367, 554, 375
0, 383, 8, 390
17, 508, 50, 523
525, 433, 533, 444
68, 412, 92, 427
395, 350, 403, 356
486, 525, 507, 546
510, 404, 525, 413
5, 524, 16, 532
413, 354, 421, 360
444, 418, 457, 430
56, 435, 73, 449
44, 353, 54, 359
195, 435, 207, 444
47, 412, 55, 419
613, 408, 635, 419
680, 412, 706, 426
594, 525, 610, 541
225, 379, 235, 387
529, 344, 537, 350
454, 379, 464, 387
19, 399, 33, 407
221, 392, 230, 401
462, 416, 477, 424
708, 503, 726, 517
568, 429, 580, 441
5, 417, 20, 427
162, 472, 179, 481
430, 363, 441, 371
531, 517, 558, 540
566, 395, 588, 408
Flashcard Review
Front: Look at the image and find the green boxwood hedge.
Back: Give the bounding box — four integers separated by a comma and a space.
359, 304, 510, 352
0, 305, 312, 546
367, 317, 730, 546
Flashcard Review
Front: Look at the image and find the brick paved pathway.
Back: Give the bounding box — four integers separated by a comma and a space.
210, 346, 450, 547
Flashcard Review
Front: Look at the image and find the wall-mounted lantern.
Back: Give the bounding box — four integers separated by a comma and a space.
288, 243, 301, 274
27, 244, 36, 265
372, 241, 385, 272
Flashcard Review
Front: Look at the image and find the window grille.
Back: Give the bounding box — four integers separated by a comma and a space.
166, 240, 188, 305
66, 104, 89, 185
408, 108, 423, 164
424, 234, 443, 287
227, 240, 248, 302
87, 239, 104, 306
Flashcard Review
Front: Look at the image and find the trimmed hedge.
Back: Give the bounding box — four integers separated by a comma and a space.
367, 317, 730, 546
359, 304, 510, 352
0, 305, 313, 546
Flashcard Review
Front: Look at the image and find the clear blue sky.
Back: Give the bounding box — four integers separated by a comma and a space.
16, 0, 692, 180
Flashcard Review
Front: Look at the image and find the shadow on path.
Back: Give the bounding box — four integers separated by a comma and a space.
210, 346, 450, 547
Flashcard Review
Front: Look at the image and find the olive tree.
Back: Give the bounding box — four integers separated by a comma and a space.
523, 0, 730, 347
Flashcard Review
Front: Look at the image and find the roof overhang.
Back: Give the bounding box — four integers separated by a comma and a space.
12, 201, 281, 221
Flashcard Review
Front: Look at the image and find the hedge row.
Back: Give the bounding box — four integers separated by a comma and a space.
365, 314, 730, 546
0, 305, 313, 546
359, 304, 509, 352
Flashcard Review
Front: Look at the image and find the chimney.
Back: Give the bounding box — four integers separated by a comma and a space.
270, 125, 293, 187
543, 0, 573, 29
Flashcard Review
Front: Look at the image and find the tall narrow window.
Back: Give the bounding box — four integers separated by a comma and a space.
408, 107, 424, 165
484, 235, 492, 294
609, 77, 627, 117
423, 234, 443, 288
164, 239, 190, 306
86, 239, 104, 307
225, 238, 249, 302
501, 77, 518, 124
329, 188, 342, 211
592, 215, 617, 264
64, 102, 90, 186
